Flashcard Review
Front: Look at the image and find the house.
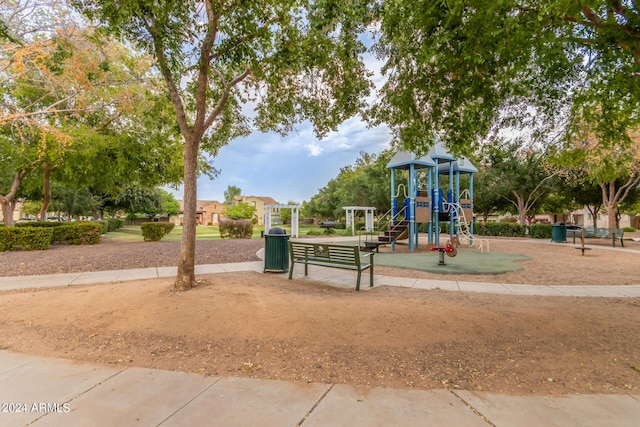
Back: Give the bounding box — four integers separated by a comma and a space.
176, 200, 224, 225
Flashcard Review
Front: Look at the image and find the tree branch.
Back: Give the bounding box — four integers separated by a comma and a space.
146, 18, 191, 139
202, 67, 251, 131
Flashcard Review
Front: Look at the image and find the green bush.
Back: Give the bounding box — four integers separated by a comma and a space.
219, 219, 253, 239
528, 223, 553, 239
0, 227, 53, 251
14, 221, 64, 228
53, 222, 103, 245
473, 221, 526, 237
141, 222, 175, 241
623, 226, 636, 232
107, 217, 125, 232
93, 220, 108, 234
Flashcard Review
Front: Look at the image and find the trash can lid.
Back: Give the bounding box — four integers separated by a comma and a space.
268, 227, 287, 235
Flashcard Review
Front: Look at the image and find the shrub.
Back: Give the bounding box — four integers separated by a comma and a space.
141, 222, 175, 241
93, 220, 108, 234
0, 227, 53, 251
473, 221, 526, 237
54, 222, 103, 245
623, 226, 636, 232
528, 223, 553, 239
219, 219, 253, 238
107, 217, 125, 232
14, 221, 64, 228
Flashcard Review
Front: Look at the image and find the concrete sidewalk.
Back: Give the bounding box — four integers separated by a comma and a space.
1, 258, 639, 297
1, 350, 638, 427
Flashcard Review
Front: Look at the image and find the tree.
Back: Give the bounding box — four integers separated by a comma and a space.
469, 164, 510, 222
553, 126, 640, 228
0, 0, 163, 225
560, 178, 604, 228
484, 139, 558, 225
373, 1, 640, 155
78, 0, 372, 290
116, 185, 164, 219
160, 189, 180, 217
224, 185, 241, 205
223, 202, 256, 220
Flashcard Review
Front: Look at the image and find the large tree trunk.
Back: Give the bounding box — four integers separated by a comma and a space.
600, 177, 640, 229
39, 163, 51, 221
1, 171, 27, 226
174, 137, 200, 291
1, 199, 14, 226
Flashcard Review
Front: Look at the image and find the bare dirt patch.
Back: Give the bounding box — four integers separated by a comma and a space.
0, 236, 639, 395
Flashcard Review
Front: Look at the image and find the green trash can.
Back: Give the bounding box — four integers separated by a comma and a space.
551, 222, 566, 243
264, 227, 290, 272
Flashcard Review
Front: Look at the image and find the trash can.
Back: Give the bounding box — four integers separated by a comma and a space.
264, 227, 290, 272
551, 222, 567, 243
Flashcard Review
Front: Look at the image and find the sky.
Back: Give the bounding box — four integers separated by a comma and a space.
168, 118, 393, 205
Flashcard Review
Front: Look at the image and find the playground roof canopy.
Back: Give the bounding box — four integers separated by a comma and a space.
437, 156, 478, 174
427, 141, 457, 162
386, 150, 436, 170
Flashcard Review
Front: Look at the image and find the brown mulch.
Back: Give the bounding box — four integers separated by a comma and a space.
0, 237, 263, 276
0, 236, 639, 396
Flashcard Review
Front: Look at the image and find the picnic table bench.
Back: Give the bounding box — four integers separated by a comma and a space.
288, 241, 374, 291
567, 227, 624, 247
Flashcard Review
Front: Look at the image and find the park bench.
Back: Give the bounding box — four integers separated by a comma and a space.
568, 227, 625, 247
288, 241, 374, 291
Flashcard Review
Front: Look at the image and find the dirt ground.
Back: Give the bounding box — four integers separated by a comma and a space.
0, 236, 639, 396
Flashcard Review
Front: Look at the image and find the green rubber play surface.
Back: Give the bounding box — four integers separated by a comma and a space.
373, 251, 532, 275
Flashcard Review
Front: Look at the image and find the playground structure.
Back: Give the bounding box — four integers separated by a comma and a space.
372, 142, 485, 253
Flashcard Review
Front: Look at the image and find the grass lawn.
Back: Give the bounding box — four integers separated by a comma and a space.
106, 223, 356, 242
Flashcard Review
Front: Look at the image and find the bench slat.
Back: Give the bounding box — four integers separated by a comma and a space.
288, 241, 374, 290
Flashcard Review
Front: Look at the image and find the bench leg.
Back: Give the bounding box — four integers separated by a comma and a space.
288, 262, 294, 280
356, 270, 362, 291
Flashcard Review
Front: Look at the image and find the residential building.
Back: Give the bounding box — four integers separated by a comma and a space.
176, 200, 224, 225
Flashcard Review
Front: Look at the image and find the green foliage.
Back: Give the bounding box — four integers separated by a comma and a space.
623, 226, 636, 233
116, 186, 163, 217
528, 224, 553, 239
219, 219, 253, 239
0, 227, 53, 251
107, 217, 125, 232
14, 221, 64, 228
224, 186, 242, 205
53, 223, 103, 245
473, 222, 526, 238
224, 202, 256, 220
140, 222, 175, 241
93, 220, 108, 234
374, 0, 640, 154
481, 140, 558, 224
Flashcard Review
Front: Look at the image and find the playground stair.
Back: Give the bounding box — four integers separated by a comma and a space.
378, 220, 409, 244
